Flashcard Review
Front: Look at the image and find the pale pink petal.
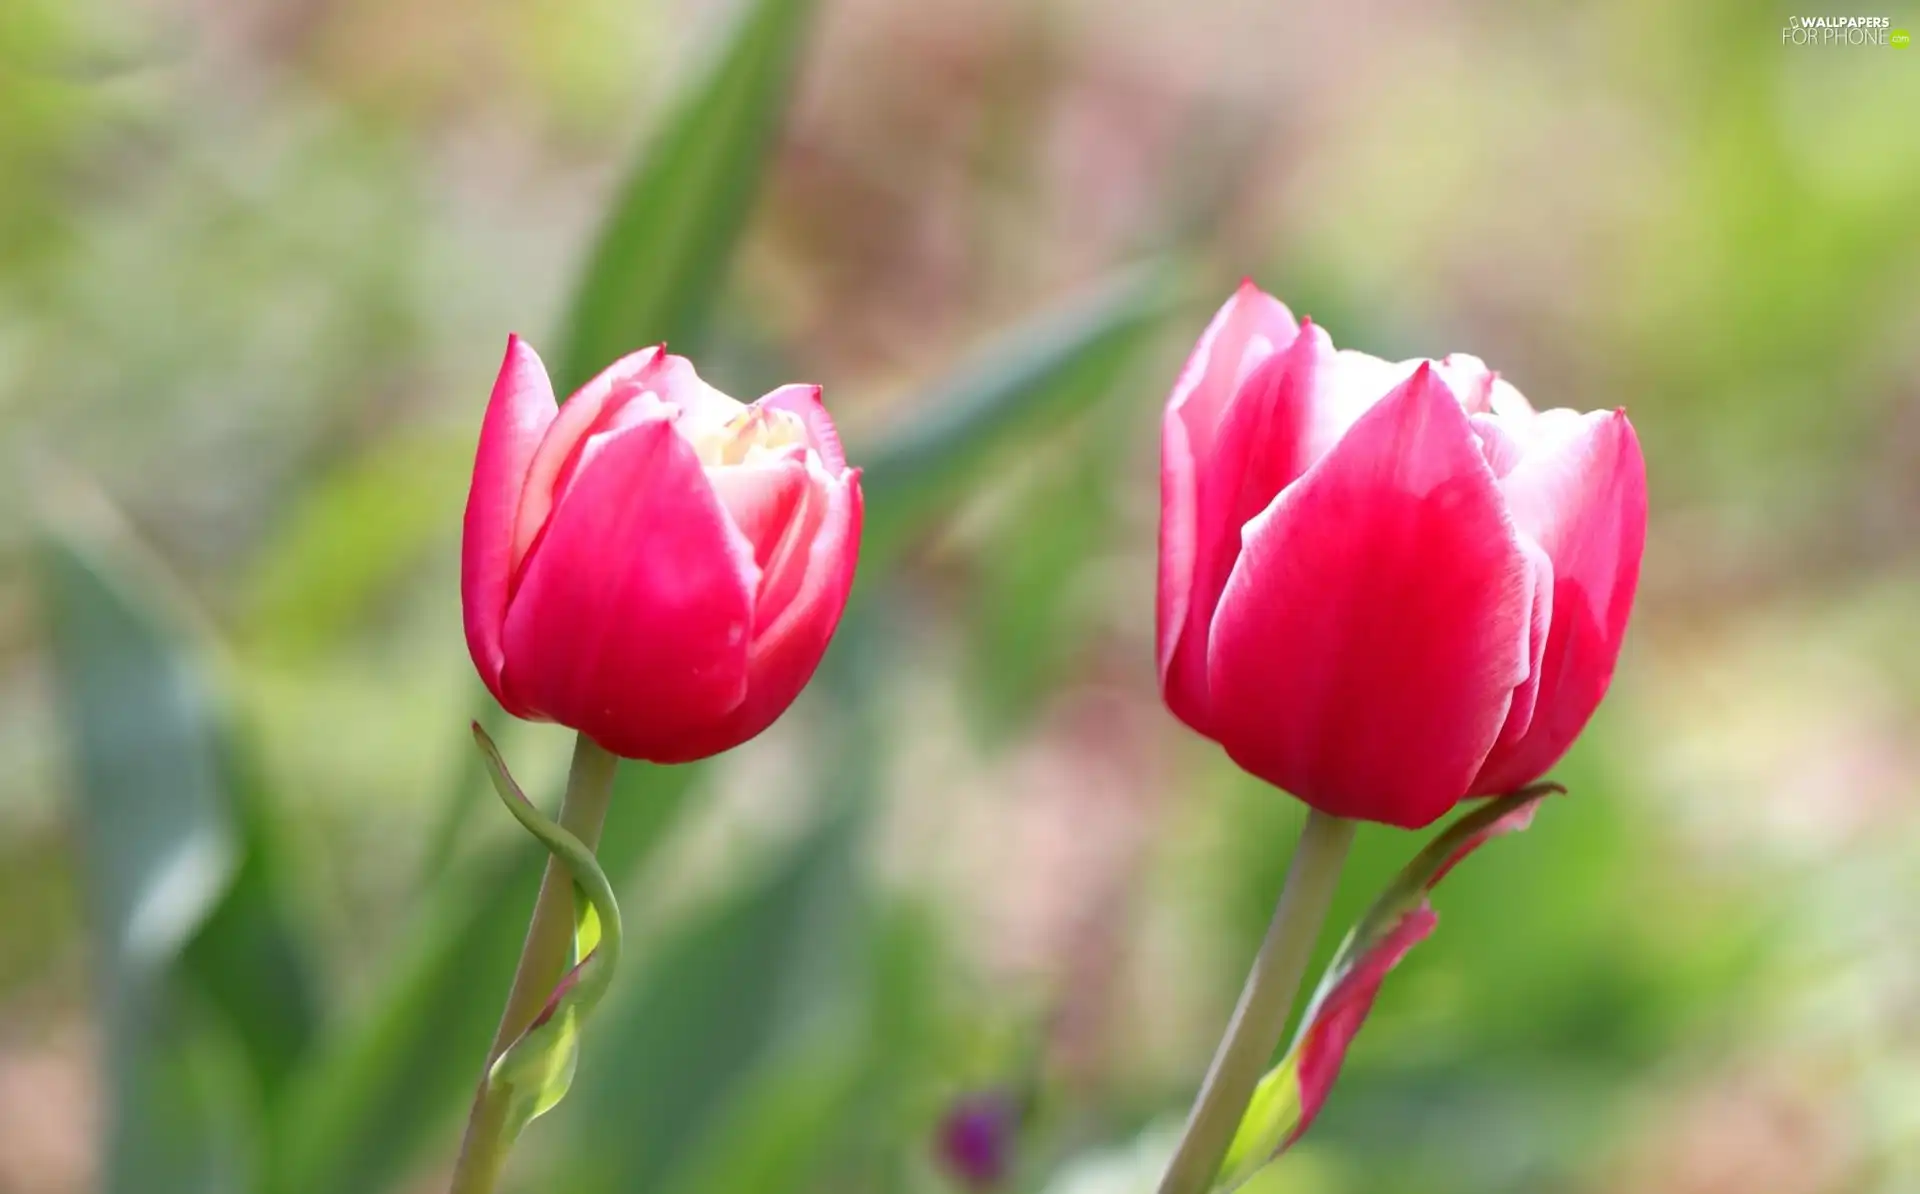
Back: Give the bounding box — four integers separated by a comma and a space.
707, 458, 810, 568
758, 384, 846, 473
462, 335, 559, 715
1206, 365, 1533, 829
752, 462, 832, 627
1152, 408, 1198, 702
749, 463, 859, 660
1157, 285, 1302, 709
1299, 349, 1413, 464
641, 351, 747, 438
500, 416, 760, 763
1159, 284, 1300, 680
1472, 410, 1646, 794
1166, 281, 1300, 459
1429, 353, 1496, 413
1488, 377, 1537, 423
565, 343, 669, 408
1159, 322, 1331, 733
1469, 412, 1527, 478
1480, 536, 1554, 764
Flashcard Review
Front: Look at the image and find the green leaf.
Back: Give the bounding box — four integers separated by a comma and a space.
38, 489, 249, 1194
473, 725, 625, 1145
240, 431, 472, 658
553, 0, 815, 393
656, 1033, 866, 1194
179, 732, 323, 1105
962, 423, 1121, 741
563, 796, 867, 1193
858, 261, 1179, 564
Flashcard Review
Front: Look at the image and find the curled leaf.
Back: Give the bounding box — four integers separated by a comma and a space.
1215, 784, 1561, 1191
471, 724, 625, 1144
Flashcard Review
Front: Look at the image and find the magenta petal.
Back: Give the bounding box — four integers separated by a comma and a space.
1286, 907, 1436, 1149
668, 469, 863, 761
1207, 365, 1533, 828
1157, 284, 1298, 695
1472, 411, 1647, 794
500, 416, 759, 762
1160, 321, 1332, 734
1279, 793, 1545, 1156
463, 335, 559, 716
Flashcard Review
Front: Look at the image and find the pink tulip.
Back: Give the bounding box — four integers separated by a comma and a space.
1157, 283, 1646, 828
463, 337, 862, 763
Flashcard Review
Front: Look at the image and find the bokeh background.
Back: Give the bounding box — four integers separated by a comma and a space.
4, 1, 1918, 1192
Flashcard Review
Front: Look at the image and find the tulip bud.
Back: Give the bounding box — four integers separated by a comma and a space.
462, 337, 862, 763
1157, 283, 1646, 828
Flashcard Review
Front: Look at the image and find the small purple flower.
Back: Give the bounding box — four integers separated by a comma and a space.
935, 1091, 1018, 1189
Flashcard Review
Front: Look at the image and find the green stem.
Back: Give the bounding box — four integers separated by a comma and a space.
1155, 808, 1356, 1194
448, 733, 618, 1194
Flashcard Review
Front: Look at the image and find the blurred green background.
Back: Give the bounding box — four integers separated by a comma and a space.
4, 1, 1918, 1192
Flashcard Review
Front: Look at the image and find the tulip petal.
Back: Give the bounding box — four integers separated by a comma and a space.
572, 342, 683, 407
500, 416, 760, 762
668, 466, 863, 761
1489, 376, 1538, 423
1469, 412, 1527, 477
1160, 322, 1331, 732
1166, 281, 1300, 464
1472, 410, 1646, 794
707, 458, 810, 569
1207, 364, 1533, 828
639, 351, 750, 447
512, 347, 669, 564
1428, 353, 1496, 413
752, 461, 833, 627
1484, 536, 1554, 760
1157, 284, 1298, 686
759, 384, 845, 473
463, 336, 560, 716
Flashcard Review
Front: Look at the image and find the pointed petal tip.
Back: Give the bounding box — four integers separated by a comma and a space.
500, 332, 545, 370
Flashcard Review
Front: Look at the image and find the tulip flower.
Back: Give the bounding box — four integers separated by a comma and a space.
1157, 282, 1646, 829
462, 336, 862, 763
